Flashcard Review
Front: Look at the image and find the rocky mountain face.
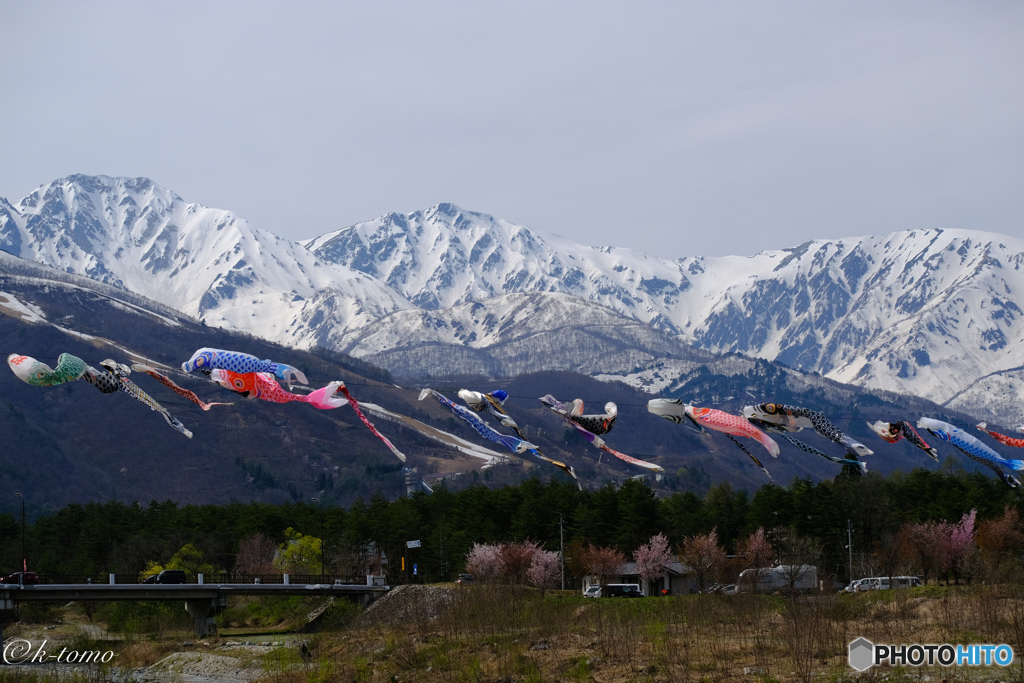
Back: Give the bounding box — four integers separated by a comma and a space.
3, 250, 993, 507
3, 175, 1023, 427
0, 175, 411, 348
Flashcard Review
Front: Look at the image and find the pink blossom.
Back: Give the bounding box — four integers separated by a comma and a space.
528, 549, 561, 589
634, 533, 674, 585
465, 542, 503, 582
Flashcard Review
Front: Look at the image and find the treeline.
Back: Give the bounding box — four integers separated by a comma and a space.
0, 466, 1019, 585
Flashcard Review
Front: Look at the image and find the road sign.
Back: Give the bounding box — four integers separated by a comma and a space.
406, 540, 421, 548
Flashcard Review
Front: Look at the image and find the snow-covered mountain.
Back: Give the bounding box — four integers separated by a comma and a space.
307, 203, 1024, 414
0, 175, 411, 348
337, 291, 716, 379
4, 176, 1023, 425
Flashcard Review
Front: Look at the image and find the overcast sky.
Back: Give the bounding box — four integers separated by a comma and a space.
2, 1, 1022, 258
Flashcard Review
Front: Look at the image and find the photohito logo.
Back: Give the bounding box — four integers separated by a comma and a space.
849, 637, 1014, 671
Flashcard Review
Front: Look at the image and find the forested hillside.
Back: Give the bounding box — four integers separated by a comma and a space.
2, 468, 1018, 586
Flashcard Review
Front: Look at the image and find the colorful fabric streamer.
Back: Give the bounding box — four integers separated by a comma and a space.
868, 420, 938, 460
542, 394, 664, 473
182, 348, 308, 388
335, 383, 406, 462
131, 364, 232, 411
459, 389, 581, 488
976, 422, 1024, 448
209, 370, 347, 410
775, 430, 867, 474
686, 406, 780, 457
567, 399, 618, 435
421, 388, 538, 454
82, 360, 192, 438
917, 417, 1023, 488
743, 403, 874, 458
648, 398, 709, 433
647, 399, 775, 478
8, 353, 87, 386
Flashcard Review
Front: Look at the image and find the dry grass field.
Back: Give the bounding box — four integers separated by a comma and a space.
256, 583, 1024, 683
4, 584, 1024, 682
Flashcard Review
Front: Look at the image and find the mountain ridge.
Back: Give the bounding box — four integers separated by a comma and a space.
3, 175, 1023, 424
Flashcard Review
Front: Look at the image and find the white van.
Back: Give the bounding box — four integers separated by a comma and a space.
737, 565, 818, 594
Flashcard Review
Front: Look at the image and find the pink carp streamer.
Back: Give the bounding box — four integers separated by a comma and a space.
977, 423, 1024, 448
336, 384, 406, 462
686, 406, 780, 457
132, 364, 232, 411
210, 370, 347, 410
686, 406, 778, 479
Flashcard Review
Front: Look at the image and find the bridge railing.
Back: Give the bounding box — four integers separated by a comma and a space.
34, 573, 369, 585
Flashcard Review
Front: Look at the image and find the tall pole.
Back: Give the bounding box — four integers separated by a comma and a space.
312, 498, 324, 583
15, 493, 25, 573
560, 513, 565, 591
847, 519, 854, 583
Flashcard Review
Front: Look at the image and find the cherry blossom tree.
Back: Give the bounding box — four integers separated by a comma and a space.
499, 540, 540, 584
465, 542, 503, 582
634, 533, 674, 594
737, 527, 774, 590
947, 509, 978, 581
528, 549, 561, 590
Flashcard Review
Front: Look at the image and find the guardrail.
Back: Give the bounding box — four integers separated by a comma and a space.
31, 574, 369, 585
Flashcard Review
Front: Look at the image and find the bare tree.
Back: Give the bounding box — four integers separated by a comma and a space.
235, 533, 277, 576
680, 530, 726, 593
774, 529, 820, 595
586, 545, 627, 586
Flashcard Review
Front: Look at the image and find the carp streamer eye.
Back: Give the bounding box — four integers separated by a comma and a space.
889, 424, 899, 435
765, 404, 776, 413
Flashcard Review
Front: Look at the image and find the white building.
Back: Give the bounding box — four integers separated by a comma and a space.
582, 561, 694, 596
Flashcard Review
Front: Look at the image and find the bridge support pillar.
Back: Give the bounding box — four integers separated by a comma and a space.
0, 602, 14, 655
185, 594, 225, 638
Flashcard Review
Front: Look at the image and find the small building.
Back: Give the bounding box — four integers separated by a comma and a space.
582, 561, 694, 596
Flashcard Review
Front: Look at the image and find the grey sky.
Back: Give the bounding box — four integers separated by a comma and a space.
2, 1, 1022, 258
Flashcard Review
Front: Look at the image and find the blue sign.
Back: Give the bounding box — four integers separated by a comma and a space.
413, 564, 418, 576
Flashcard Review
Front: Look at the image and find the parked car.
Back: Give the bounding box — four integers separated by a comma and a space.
142, 570, 187, 584
0, 571, 38, 585
857, 576, 922, 591
842, 578, 870, 594
583, 585, 602, 598
455, 573, 475, 584
602, 584, 644, 598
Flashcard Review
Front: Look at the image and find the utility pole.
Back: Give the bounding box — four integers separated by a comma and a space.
847, 519, 854, 584
560, 513, 565, 591
311, 498, 324, 583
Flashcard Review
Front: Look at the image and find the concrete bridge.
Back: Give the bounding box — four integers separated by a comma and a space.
0, 581, 390, 638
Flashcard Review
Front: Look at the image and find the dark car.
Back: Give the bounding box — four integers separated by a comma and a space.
0, 571, 39, 585
602, 584, 644, 598
455, 573, 475, 584
142, 570, 187, 584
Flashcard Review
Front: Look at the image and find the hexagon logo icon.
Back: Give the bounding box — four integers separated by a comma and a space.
849, 637, 874, 671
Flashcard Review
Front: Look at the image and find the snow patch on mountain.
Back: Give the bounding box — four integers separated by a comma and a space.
0, 175, 411, 348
